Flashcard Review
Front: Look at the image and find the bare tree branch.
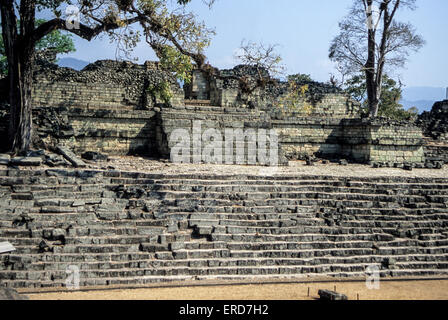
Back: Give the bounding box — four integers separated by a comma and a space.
329, 0, 424, 117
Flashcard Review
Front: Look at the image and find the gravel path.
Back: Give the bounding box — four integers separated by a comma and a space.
98, 157, 448, 179
7, 155, 448, 179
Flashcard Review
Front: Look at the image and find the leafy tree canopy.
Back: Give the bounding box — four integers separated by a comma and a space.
287, 73, 313, 84
345, 73, 418, 120
0, 19, 76, 76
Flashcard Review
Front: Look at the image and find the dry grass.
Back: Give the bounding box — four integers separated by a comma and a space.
28, 280, 448, 300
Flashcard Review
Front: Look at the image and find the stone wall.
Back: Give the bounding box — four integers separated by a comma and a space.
0, 106, 159, 156
425, 144, 448, 165
0, 60, 426, 165
207, 65, 360, 118
184, 70, 210, 100
156, 105, 288, 165
273, 118, 344, 160
58, 108, 157, 156
0, 60, 184, 155
32, 59, 184, 109
416, 100, 448, 166
347, 120, 424, 165
274, 117, 425, 165
417, 100, 448, 141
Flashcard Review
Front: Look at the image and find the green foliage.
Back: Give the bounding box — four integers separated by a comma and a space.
378, 76, 419, 120
287, 73, 313, 83
136, 0, 214, 78
345, 73, 418, 120
2, 2, 213, 80
0, 40, 6, 78
34, 19, 76, 59
147, 81, 173, 105
344, 74, 366, 103
0, 19, 76, 76
158, 45, 193, 84
276, 80, 314, 115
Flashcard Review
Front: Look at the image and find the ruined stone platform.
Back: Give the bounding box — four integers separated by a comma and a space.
0, 158, 447, 290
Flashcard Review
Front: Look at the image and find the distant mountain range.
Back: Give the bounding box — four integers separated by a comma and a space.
57, 57, 90, 71
400, 99, 435, 113
400, 87, 447, 113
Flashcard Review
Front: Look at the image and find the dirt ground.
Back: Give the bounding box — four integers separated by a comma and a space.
27, 280, 448, 300
16, 156, 448, 179
102, 157, 448, 179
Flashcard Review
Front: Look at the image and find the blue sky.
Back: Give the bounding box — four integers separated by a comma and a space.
57, 0, 447, 88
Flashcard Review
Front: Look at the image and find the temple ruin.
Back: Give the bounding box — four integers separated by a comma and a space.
0, 58, 447, 290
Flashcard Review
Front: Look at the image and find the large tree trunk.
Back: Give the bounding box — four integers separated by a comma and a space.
365, 0, 379, 118
365, 42, 379, 118
8, 52, 35, 155
1, 0, 35, 155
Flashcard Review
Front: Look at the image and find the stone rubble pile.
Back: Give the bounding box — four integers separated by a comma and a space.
416, 100, 448, 165
417, 100, 448, 141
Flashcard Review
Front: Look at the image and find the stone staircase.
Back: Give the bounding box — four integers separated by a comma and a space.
184, 99, 214, 107
1, 168, 448, 289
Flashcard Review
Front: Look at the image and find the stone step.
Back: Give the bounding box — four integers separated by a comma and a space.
0, 199, 448, 221
0, 275, 198, 289
161, 108, 268, 117
185, 210, 448, 221
162, 108, 267, 117
159, 190, 436, 202
4, 253, 448, 272
48, 253, 448, 268
164, 199, 439, 209
0, 233, 406, 247
155, 184, 448, 197
178, 104, 261, 113
228, 246, 448, 258
210, 232, 448, 242
160, 205, 446, 216
4, 252, 448, 274
9, 193, 447, 211
10, 240, 447, 259
4, 170, 448, 184
153, 180, 448, 190
189, 218, 448, 230
2, 263, 448, 287
2, 168, 448, 289
212, 224, 448, 236
4, 180, 448, 195
206, 221, 446, 234
5, 231, 447, 250
6, 222, 447, 241
187, 213, 448, 223
3, 219, 446, 240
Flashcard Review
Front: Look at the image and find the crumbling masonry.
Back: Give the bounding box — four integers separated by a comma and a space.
0, 59, 447, 290
0, 59, 426, 166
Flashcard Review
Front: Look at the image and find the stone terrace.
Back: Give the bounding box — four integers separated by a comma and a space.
0, 160, 447, 290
